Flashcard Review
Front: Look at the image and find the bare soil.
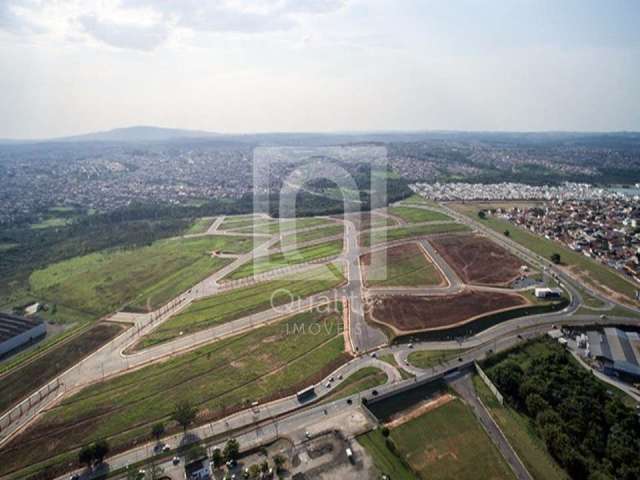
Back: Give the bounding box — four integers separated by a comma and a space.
430, 234, 525, 286
369, 290, 528, 332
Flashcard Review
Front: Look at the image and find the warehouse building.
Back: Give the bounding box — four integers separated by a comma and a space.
588, 327, 640, 382
0, 312, 46, 358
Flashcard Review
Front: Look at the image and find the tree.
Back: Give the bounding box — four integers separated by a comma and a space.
171, 400, 198, 433
223, 439, 240, 462
184, 442, 206, 463
151, 422, 165, 441
78, 444, 95, 469
273, 454, 286, 473
478, 210, 487, 220
551, 253, 561, 265
260, 460, 269, 473
504, 229, 510, 237
490, 360, 524, 402
93, 439, 110, 465
381, 427, 390, 438
145, 460, 164, 480
211, 448, 223, 469
248, 464, 261, 478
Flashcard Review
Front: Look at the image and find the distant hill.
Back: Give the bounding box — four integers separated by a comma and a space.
53, 126, 221, 143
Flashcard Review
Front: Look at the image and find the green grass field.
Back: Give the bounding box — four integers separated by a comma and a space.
29, 235, 256, 318
358, 429, 418, 480
407, 349, 468, 369
0, 322, 125, 415
321, 367, 388, 404
0, 309, 348, 477
398, 194, 440, 207
362, 243, 443, 287
360, 223, 470, 247
387, 398, 515, 480
452, 203, 640, 304
219, 215, 272, 231
388, 206, 452, 224
378, 354, 415, 379
137, 263, 346, 348
473, 375, 568, 480
225, 240, 343, 280
228, 217, 334, 235
275, 224, 344, 248
185, 217, 215, 234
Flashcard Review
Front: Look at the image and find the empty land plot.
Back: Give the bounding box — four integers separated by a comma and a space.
0, 322, 125, 415
387, 207, 452, 224
185, 217, 215, 234
275, 224, 345, 248
219, 215, 273, 231
0, 309, 348, 477
229, 217, 334, 235
385, 398, 515, 480
226, 239, 343, 280
360, 223, 470, 247
29, 235, 256, 317
137, 263, 346, 348
399, 194, 441, 208
451, 203, 640, 305
358, 429, 417, 480
369, 290, 528, 332
361, 243, 444, 288
333, 212, 398, 231
430, 235, 525, 286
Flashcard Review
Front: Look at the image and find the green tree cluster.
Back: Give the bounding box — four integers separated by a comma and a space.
487, 339, 640, 480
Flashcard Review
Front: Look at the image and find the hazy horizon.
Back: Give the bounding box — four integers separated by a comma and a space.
1, 0, 639, 139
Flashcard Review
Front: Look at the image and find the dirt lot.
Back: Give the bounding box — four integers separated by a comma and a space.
430, 234, 525, 286
368, 290, 528, 332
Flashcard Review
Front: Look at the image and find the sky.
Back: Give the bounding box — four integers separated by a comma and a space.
0, 0, 639, 139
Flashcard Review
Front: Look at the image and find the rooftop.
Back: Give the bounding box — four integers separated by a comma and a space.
0, 313, 43, 343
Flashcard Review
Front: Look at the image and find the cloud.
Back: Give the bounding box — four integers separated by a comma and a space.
120, 0, 347, 34
277, 0, 347, 15
0, 0, 44, 34
0, 0, 349, 51
78, 14, 169, 51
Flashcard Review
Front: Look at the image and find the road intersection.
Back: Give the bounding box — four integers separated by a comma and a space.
2, 202, 640, 480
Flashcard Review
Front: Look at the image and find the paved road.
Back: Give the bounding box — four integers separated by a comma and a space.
449, 373, 533, 480
341, 219, 388, 352
55, 356, 394, 480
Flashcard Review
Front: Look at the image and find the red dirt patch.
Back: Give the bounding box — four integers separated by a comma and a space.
368, 290, 528, 332
430, 234, 525, 286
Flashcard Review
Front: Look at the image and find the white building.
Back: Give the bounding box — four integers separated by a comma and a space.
534, 287, 562, 299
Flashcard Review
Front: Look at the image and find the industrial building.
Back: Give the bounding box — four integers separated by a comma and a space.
0, 312, 46, 358
587, 327, 640, 382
